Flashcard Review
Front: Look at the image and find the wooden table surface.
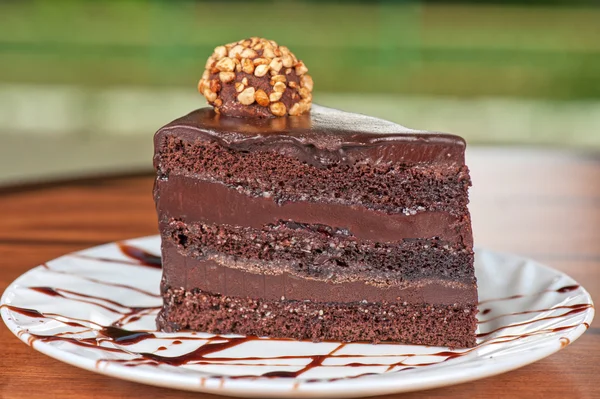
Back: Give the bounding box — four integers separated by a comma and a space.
0, 147, 598, 399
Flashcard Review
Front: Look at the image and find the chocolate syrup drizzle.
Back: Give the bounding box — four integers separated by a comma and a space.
42, 265, 160, 298
2, 243, 594, 385
117, 244, 162, 268
74, 243, 161, 270
477, 284, 581, 305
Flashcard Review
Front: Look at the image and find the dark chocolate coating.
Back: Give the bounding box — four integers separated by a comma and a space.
154, 105, 466, 169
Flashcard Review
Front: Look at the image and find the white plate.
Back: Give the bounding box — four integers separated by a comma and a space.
1, 236, 594, 398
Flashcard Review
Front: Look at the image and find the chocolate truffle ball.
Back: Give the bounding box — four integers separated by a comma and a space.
198, 37, 313, 118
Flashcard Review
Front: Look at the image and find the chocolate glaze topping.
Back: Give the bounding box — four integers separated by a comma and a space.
154, 105, 466, 169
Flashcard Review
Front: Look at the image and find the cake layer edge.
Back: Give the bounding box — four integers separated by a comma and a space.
155, 176, 473, 246
160, 242, 477, 304
157, 286, 478, 348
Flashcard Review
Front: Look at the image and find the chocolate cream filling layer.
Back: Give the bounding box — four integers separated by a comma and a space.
161, 242, 477, 305
163, 219, 476, 285
155, 175, 473, 247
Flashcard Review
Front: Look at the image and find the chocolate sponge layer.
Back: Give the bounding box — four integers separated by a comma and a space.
164, 219, 475, 285
157, 287, 478, 348
157, 137, 471, 216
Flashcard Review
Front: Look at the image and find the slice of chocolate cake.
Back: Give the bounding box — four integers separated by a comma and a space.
154, 38, 478, 348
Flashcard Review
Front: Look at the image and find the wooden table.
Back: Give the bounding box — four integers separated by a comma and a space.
0, 148, 598, 399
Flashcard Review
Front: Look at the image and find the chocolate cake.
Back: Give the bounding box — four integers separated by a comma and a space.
154, 38, 478, 348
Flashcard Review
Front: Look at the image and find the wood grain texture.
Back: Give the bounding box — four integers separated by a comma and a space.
0, 147, 598, 399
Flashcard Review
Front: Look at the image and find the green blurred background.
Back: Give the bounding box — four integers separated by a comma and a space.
1, 0, 599, 184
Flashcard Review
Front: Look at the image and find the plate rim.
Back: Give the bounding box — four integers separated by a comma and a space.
1, 235, 595, 398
